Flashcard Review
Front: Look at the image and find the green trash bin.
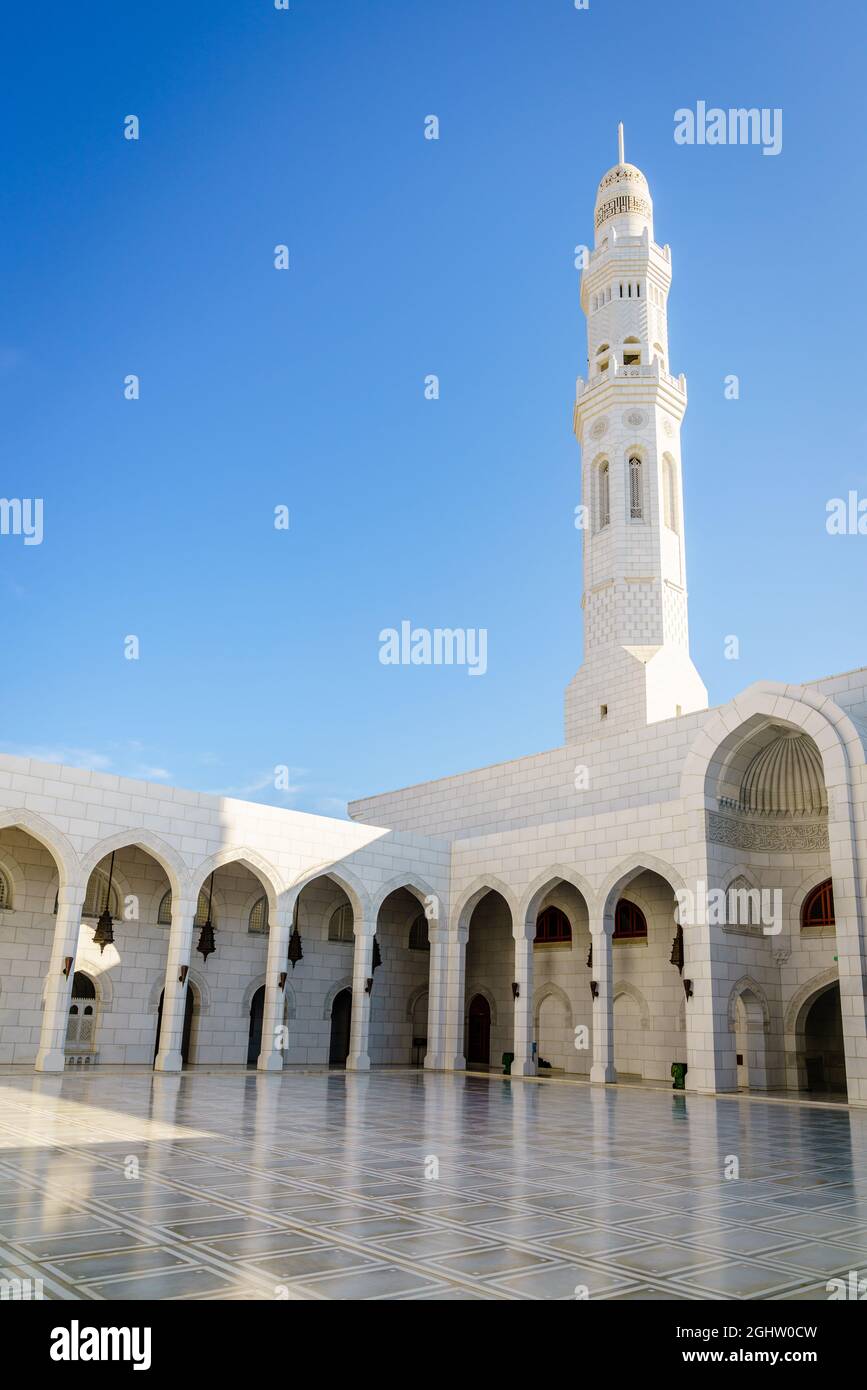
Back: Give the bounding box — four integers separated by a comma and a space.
502, 1051, 514, 1075
671, 1061, 688, 1091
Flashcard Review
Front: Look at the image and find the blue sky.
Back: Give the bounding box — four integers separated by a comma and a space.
2, 0, 865, 815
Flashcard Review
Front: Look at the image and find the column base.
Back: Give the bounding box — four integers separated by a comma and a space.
590, 1063, 616, 1084
449, 1054, 466, 1071
423, 1053, 447, 1070
346, 1053, 370, 1072
153, 1050, 182, 1073
35, 1048, 66, 1073
256, 1050, 284, 1072
511, 1058, 537, 1077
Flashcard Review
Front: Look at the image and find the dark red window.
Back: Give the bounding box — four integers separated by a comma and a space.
613, 899, 647, 940
801, 879, 835, 929
534, 906, 572, 944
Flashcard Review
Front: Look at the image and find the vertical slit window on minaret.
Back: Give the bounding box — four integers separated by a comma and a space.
629, 456, 643, 519
598, 461, 610, 529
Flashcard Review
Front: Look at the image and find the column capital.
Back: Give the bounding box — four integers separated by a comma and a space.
56, 883, 86, 911
169, 898, 198, 922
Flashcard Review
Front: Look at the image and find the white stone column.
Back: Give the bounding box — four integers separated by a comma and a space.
682, 842, 738, 1095
257, 898, 293, 1072
827, 791, 867, 1108
512, 930, 536, 1076
35, 882, 86, 1072
346, 919, 374, 1071
424, 924, 449, 1070
154, 897, 197, 1073
589, 921, 615, 1083
444, 926, 468, 1069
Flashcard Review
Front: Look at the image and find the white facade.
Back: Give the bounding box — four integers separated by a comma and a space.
1, 136, 865, 1106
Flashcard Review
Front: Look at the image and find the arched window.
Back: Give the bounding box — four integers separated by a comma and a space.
0, 868, 11, 910
248, 895, 269, 934
623, 336, 641, 368
83, 869, 120, 921
408, 914, 430, 951
597, 460, 610, 529
596, 344, 610, 374
157, 890, 213, 927
613, 899, 647, 940
534, 906, 572, 944
629, 455, 643, 519
67, 972, 97, 1051
328, 903, 354, 942
662, 455, 678, 532
801, 879, 835, 930
725, 876, 761, 933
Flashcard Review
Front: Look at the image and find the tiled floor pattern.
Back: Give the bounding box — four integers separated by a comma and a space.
0, 1068, 865, 1300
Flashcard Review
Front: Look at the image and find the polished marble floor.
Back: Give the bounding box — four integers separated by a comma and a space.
0, 1067, 865, 1300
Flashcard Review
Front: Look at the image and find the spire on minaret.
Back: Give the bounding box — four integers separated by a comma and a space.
617, 121, 625, 165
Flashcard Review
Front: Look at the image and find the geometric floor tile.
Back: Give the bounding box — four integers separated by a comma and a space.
0, 1066, 865, 1300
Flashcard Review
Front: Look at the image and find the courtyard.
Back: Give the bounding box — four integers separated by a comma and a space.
0, 1068, 865, 1301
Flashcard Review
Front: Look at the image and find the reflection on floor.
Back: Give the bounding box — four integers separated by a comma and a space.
0, 1068, 865, 1300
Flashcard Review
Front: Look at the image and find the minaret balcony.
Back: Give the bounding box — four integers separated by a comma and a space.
573, 358, 687, 435
575, 357, 686, 400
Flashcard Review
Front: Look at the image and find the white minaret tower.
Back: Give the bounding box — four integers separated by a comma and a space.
565, 125, 707, 743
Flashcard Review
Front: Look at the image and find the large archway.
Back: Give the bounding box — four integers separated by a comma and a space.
0, 823, 72, 1065
370, 885, 431, 1066
182, 855, 279, 1066
599, 860, 688, 1086
520, 873, 592, 1076
463, 888, 513, 1071
801, 983, 846, 1096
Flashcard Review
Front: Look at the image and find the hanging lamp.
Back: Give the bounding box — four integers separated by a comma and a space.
92, 852, 116, 953
196, 872, 216, 961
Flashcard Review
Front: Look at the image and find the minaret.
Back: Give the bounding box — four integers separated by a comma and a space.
565, 126, 707, 743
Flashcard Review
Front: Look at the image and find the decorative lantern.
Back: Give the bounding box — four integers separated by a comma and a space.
196, 872, 216, 961
287, 926, 303, 969
669, 924, 685, 974
92, 852, 116, 954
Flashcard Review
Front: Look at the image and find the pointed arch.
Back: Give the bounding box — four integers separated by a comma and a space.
598, 854, 688, 925
613, 981, 650, 1031
323, 976, 354, 1020
369, 873, 439, 923
243, 973, 295, 1021
784, 967, 840, 1040
453, 875, 519, 934
405, 982, 429, 1023
0, 809, 79, 888
291, 865, 370, 924
518, 866, 594, 932
792, 870, 835, 934
78, 830, 187, 900
727, 976, 771, 1032
680, 683, 863, 806
190, 846, 283, 916
464, 984, 498, 1025
147, 967, 211, 1016
534, 982, 574, 1032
